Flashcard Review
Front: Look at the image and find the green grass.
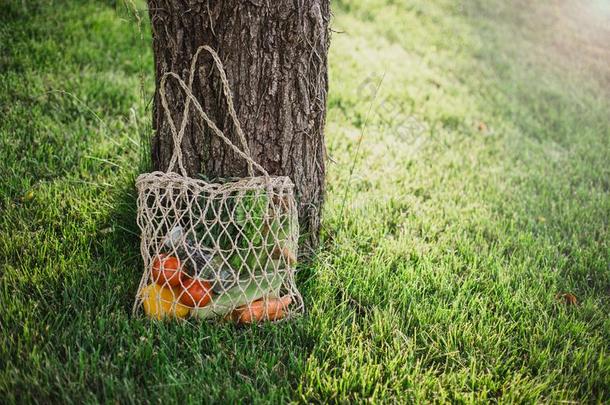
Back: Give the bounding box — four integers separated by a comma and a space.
1, 0, 609, 402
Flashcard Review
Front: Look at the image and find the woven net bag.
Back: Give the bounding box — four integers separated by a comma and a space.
133, 46, 303, 322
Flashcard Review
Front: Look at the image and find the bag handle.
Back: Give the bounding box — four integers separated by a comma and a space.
159, 45, 267, 178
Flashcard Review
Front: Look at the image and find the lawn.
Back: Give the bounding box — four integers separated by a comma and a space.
1, 0, 609, 402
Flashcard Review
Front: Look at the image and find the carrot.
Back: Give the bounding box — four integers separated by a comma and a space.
232, 295, 292, 323
264, 295, 291, 315
232, 302, 264, 323
268, 308, 285, 321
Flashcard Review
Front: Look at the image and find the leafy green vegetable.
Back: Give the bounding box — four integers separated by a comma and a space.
195, 189, 278, 276
228, 191, 269, 271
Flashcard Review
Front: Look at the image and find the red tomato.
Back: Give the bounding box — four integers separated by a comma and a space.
179, 278, 213, 307
151, 254, 183, 287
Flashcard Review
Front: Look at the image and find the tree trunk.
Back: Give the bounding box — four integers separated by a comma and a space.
147, 0, 330, 251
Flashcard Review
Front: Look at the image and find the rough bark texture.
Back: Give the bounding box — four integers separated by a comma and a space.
148, 0, 330, 251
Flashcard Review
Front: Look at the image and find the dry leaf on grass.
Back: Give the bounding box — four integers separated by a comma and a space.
556, 292, 578, 306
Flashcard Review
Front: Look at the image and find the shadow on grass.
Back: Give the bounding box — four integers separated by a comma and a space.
56, 172, 320, 402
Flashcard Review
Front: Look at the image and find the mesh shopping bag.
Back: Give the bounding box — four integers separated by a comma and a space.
133, 46, 303, 322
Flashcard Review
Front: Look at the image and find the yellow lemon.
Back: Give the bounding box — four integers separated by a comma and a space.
141, 283, 190, 319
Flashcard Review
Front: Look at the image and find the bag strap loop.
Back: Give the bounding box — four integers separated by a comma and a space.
159, 45, 266, 177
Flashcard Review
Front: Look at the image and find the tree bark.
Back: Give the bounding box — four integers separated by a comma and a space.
147, 0, 330, 251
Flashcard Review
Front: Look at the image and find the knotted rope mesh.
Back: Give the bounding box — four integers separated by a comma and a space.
133, 46, 303, 322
